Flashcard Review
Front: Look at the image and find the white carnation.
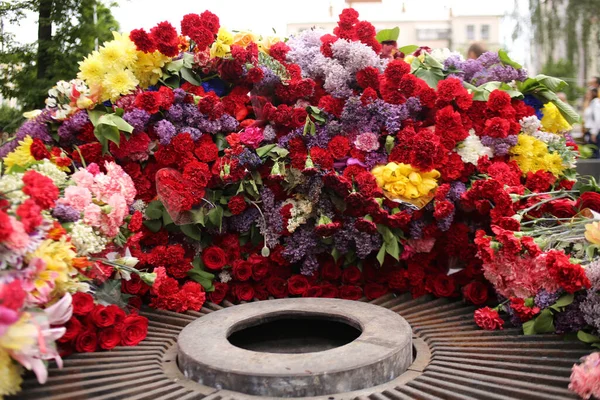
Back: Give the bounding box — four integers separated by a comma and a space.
519, 115, 541, 135
457, 132, 493, 165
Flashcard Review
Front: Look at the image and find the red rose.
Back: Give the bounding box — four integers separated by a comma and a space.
320, 283, 339, 298
321, 260, 342, 281
72, 292, 95, 316
90, 305, 117, 328
474, 307, 504, 330
235, 283, 255, 301
364, 283, 388, 300
462, 281, 489, 305
58, 316, 83, 343
75, 330, 98, 352
121, 274, 148, 295
545, 199, 576, 219
340, 285, 363, 300
99, 327, 121, 350
342, 266, 362, 285
577, 192, 600, 212
250, 258, 270, 281
253, 282, 269, 300
120, 315, 148, 346
266, 277, 288, 298
128, 296, 143, 310
110, 305, 127, 325
232, 260, 252, 281
202, 246, 228, 270
287, 275, 309, 296
303, 286, 323, 298
209, 282, 229, 304
228, 195, 247, 215
431, 274, 456, 297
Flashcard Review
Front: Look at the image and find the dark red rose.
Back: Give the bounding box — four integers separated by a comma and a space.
462, 281, 489, 305
577, 192, 600, 212
545, 199, 576, 219
251, 258, 270, 281
75, 330, 98, 352
287, 275, 309, 295
342, 266, 362, 285
120, 315, 148, 346
253, 282, 269, 300
266, 277, 288, 298
72, 292, 95, 316
202, 246, 228, 270
340, 285, 363, 300
431, 274, 456, 297
364, 283, 388, 300
58, 316, 83, 343
232, 260, 252, 281
209, 282, 229, 304
320, 283, 339, 298
235, 283, 255, 301
303, 286, 323, 298
90, 305, 117, 328
321, 260, 342, 281
122, 274, 144, 295
99, 327, 121, 350
128, 296, 143, 310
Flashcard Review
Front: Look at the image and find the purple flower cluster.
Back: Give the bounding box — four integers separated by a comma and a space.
443, 51, 527, 86
333, 218, 382, 259
283, 225, 319, 264
57, 110, 90, 144
0, 111, 53, 158
554, 294, 587, 334
123, 109, 151, 133
534, 289, 562, 309
52, 204, 80, 222
480, 134, 518, 157
229, 207, 259, 232
580, 290, 600, 334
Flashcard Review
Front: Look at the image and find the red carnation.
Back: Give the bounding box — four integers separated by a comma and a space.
30, 138, 50, 160
129, 28, 156, 52
474, 307, 504, 330
328, 136, 351, 159
181, 13, 201, 37
546, 250, 591, 293
22, 170, 58, 209
228, 195, 247, 215
16, 199, 42, 233
483, 117, 511, 138
120, 315, 148, 346
525, 170, 556, 193
269, 41, 290, 62
134, 92, 161, 114
356, 66, 381, 90
194, 135, 219, 162
150, 21, 180, 57
510, 298, 540, 322
202, 246, 228, 270
72, 292, 95, 316
310, 147, 334, 170
384, 59, 411, 81
200, 10, 220, 35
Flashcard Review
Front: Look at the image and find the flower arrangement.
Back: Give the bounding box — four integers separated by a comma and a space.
1, 8, 598, 397
0, 138, 150, 397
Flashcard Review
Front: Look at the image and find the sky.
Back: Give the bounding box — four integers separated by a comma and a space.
5, 0, 530, 66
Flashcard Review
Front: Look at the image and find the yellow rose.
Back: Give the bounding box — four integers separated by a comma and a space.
259, 36, 282, 53
585, 222, 600, 245
233, 31, 258, 47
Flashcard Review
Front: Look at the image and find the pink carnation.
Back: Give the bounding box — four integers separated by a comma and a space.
100, 194, 128, 237
92, 162, 137, 207
83, 203, 103, 227
354, 132, 380, 152
570, 352, 600, 399
61, 186, 92, 211
87, 163, 101, 175
5, 217, 30, 251
239, 127, 264, 149
71, 168, 95, 191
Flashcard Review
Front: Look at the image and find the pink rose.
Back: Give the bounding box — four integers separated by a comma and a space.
239, 127, 264, 149
62, 186, 92, 211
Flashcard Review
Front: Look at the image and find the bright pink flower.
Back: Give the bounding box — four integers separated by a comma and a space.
239, 127, 264, 149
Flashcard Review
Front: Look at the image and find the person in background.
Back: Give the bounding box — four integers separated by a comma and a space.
588, 76, 600, 90
467, 42, 486, 60
583, 88, 600, 157
557, 92, 568, 103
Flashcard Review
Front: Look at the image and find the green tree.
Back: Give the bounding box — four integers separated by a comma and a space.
541, 59, 585, 102
0, 0, 120, 109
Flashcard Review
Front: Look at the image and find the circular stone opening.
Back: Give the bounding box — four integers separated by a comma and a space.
227, 314, 362, 353
177, 298, 412, 397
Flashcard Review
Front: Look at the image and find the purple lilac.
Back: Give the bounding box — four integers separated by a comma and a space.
405, 97, 422, 115
155, 120, 177, 145
236, 148, 263, 168
462, 59, 485, 82
123, 109, 151, 133
448, 181, 467, 202
301, 254, 320, 276
180, 127, 202, 141
307, 176, 324, 204
332, 219, 382, 259
585, 260, 600, 290
220, 114, 239, 133
437, 212, 454, 232
52, 204, 80, 222
480, 134, 518, 157
0, 111, 52, 157
57, 111, 90, 143
282, 226, 318, 263
197, 118, 221, 134
306, 126, 331, 149
173, 88, 186, 103
260, 188, 283, 248
554, 294, 587, 334
478, 52, 500, 68
166, 104, 184, 122
254, 66, 281, 93
534, 289, 562, 309
580, 290, 600, 333
364, 150, 388, 170
229, 207, 259, 232
409, 219, 426, 240
182, 104, 203, 126
263, 125, 276, 142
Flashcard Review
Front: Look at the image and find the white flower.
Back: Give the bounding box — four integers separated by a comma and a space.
31, 159, 68, 188
70, 221, 108, 256
219, 270, 232, 283
532, 130, 561, 144
131, 199, 147, 214
0, 173, 25, 203
457, 131, 493, 165
430, 48, 462, 64
519, 115, 541, 135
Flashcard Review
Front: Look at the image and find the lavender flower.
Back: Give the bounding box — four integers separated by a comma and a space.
155, 120, 177, 145
301, 254, 319, 276
52, 204, 80, 222
229, 207, 259, 232
448, 182, 467, 203
554, 294, 587, 334
236, 148, 263, 168
263, 125, 277, 142
220, 114, 239, 133
480, 134, 518, 157
166, 104, 184, 122
123, 109, 151, 133
585, 260, 600, 290
283, 226, 318, 263
580, 290, 600, 333
534, 289, 562, 309
259, 188, 283, 248
57, 110, 90, 143
180, 127, 202, 141
173, 88, 186, 103
409, 219, 426, 240
0, 111, 52, 157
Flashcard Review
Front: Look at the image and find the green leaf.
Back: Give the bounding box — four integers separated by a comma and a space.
94, 124, 120, 153
180, 224, 202, 241
423, 53, 443, 69
332, 247, 341, 262
535, 74, 567, 92
376, 27, 400, 43
87, 109, 104, 126
550, 293, 574, 311
376, 243, 386, 266
162, 209, 173, 226
376, 224, 395, 244
181, 67, 203, 86
498, 49, 522, 69
145, 200, 164, 220
577, 330, 600, 344
99, 114, 134, 134
166, 58, 184, 73
256, 144, 277, 157
182, 53, 195, 69
533, 309, 555, 334
187, 263, 215, 291
207, 206, 224, 231
522, 319, 536, 335
415, 68, 444, 89
94, 279, 132, 309
386, 238, 400, 261
553, 98, 581, 125
398, 44, 419, 55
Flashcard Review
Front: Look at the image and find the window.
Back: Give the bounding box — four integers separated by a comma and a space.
466, 25, 475, 40
416, 28, 451, 41
481, 24, 490, 40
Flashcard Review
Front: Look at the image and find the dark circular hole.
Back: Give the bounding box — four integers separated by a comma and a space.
228, 316, 362, 354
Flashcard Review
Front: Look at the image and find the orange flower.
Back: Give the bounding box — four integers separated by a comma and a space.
72, 257, 93, 271
47, 222, 67, 241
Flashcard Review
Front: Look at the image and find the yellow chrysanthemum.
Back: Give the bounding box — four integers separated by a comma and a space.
371, 162, 440, 201
541, 102, 571, 133
3, 136, 35, 172
510, 134, 566, 177
78, 51, 106, 86
132, 51, 171, 88
28, 238, 76, 299
97, 32, 138, 70
101, 69, 138, 102
0, 349, 23, 398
